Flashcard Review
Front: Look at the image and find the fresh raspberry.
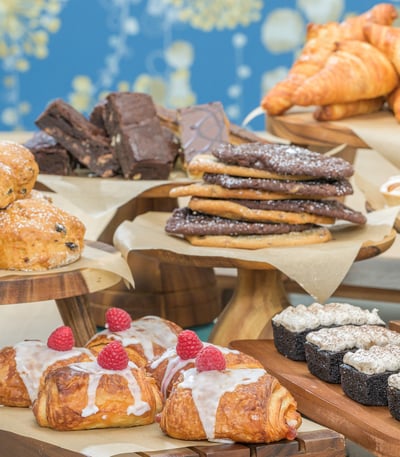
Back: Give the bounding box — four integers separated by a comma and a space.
47, 326, 75, 351
176, 330, 203, 360
195, 345, 226, 372
105, 307, 132, 332
97, 341, 129, 370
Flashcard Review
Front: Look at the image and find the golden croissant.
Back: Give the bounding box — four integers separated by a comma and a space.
159, 366, 302, 443
291, 40, 398, 107
314, 97, 385, 121
261, 3, 398, 116
33, 361, 163, 431
364, 22, 400, 73
387, 87, 400, 122
0, 340, 94, 407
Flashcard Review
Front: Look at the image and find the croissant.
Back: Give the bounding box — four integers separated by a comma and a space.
86, 315, 182, 367
148, 343, 264, 398
314, 96, 385, 121
159, 366, 302, 443
291, 40, 398, 107
0, 340, 94, 407
261, 3, 398, 116
33, 360, 163, 430
364, 23, 400, 73
387, 86, 400, 122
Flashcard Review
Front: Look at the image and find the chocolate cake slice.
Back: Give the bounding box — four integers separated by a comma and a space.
24, 131, 75, 176
35, 99, 119, 177
103, 92, 174, 180
387, 373, 400, 420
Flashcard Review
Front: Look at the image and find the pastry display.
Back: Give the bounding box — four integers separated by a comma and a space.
0, 196, 85, 271
0, 140, 39, 208
387, 373, 400, 420
86, 310, 183, 367
272, 302, 385, 361
340, 344, 400, 406
33, 340, 163, 431
165, 142, 366, 249
304, 325, 400, 383
148, 329, 263, 398
0, 326, 94, 407
261, 3, 400, 122
159, 344, 302, 443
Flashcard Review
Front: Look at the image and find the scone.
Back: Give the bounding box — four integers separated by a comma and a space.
159, 345, 302, 443
148, 329, 263, 398
0, 196, 85, 271
0, 140, 39, 208
86, 310, 182, 366
0, 326, 94, 407
33, 340, 163, 430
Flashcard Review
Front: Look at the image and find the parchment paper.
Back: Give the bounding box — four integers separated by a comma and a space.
0, 407, 324, 457
113, 209, 398, 304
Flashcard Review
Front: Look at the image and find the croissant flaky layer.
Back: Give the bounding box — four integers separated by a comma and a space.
33, 363, 164, 431
159, 368, 301, 443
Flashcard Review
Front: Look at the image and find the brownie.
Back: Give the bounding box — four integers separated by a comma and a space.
271, 321, 309, 361
178, 102, 230, 164
340, 345, 400, 406
24, 131, 75, 176
304, 342, 349, 383
387, 374, 400, 420
35, 98, 119, 177
89, 100, 107, 132
103, 92, 173, 179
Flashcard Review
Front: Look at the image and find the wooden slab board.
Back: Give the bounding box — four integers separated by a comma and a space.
268, 111, 369, 148
230, 339, 400, 457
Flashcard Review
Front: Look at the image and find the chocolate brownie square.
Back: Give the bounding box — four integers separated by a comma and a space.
387, 374, 400, 421
24, 131, 75, 176
35, 98, 120, 177
103, 92, 174, 180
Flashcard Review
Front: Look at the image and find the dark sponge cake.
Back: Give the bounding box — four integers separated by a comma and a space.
340, 345, 400, 406
271, 303, 385, 361
387, 373, 400, 420
305, 325, 400, 384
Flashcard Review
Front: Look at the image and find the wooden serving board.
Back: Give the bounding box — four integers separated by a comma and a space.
268, 111, 369, 148
230, 339, 400, 457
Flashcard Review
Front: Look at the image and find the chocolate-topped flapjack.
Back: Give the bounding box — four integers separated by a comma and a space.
202, 173, 353, 197
165, 207, 332, 249
188, 197, 367, 225
178, 102, 230, 164
212, 143, 354, 179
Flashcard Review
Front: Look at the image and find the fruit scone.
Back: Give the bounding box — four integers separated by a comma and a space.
86, 309, 183, 367
158, 344, 302, 443
0, 326, 95, 407
165, 142, 366, 249
147, 329, 263, 398
33, 340, 163, 431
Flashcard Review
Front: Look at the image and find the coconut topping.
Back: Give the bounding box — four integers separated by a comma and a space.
306, 325, 400, 351
272, 302, 384, 332
342, 344, 400, 374
388, 373, 400, 390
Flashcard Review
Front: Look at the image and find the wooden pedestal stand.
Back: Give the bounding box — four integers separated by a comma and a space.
134, 229, 396, 347
0, 241, 122, 347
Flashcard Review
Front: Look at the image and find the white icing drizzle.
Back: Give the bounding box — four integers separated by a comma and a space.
90, 316, 178, 361
14, 340, 93, 401
69, 361, 150, 417
178, 367, 266, 440
306, 325, 400, 351
273, 302, 385, 332
343, 344, 400, 374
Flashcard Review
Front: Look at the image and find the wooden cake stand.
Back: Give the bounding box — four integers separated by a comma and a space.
230, 337, 400, 457
0, 241, 122, 347
133, 229, 396, 347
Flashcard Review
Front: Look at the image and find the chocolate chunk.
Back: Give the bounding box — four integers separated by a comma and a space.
24, 131, 75, 176
35, 99, 119, 177
220, 198, 367, 224
103, 92, 173, 179
165, 207, 317, 236
212, 143, 354, 179
89, 100, 107, 132
202, 173, 354, 197
178, 102, 230, 164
